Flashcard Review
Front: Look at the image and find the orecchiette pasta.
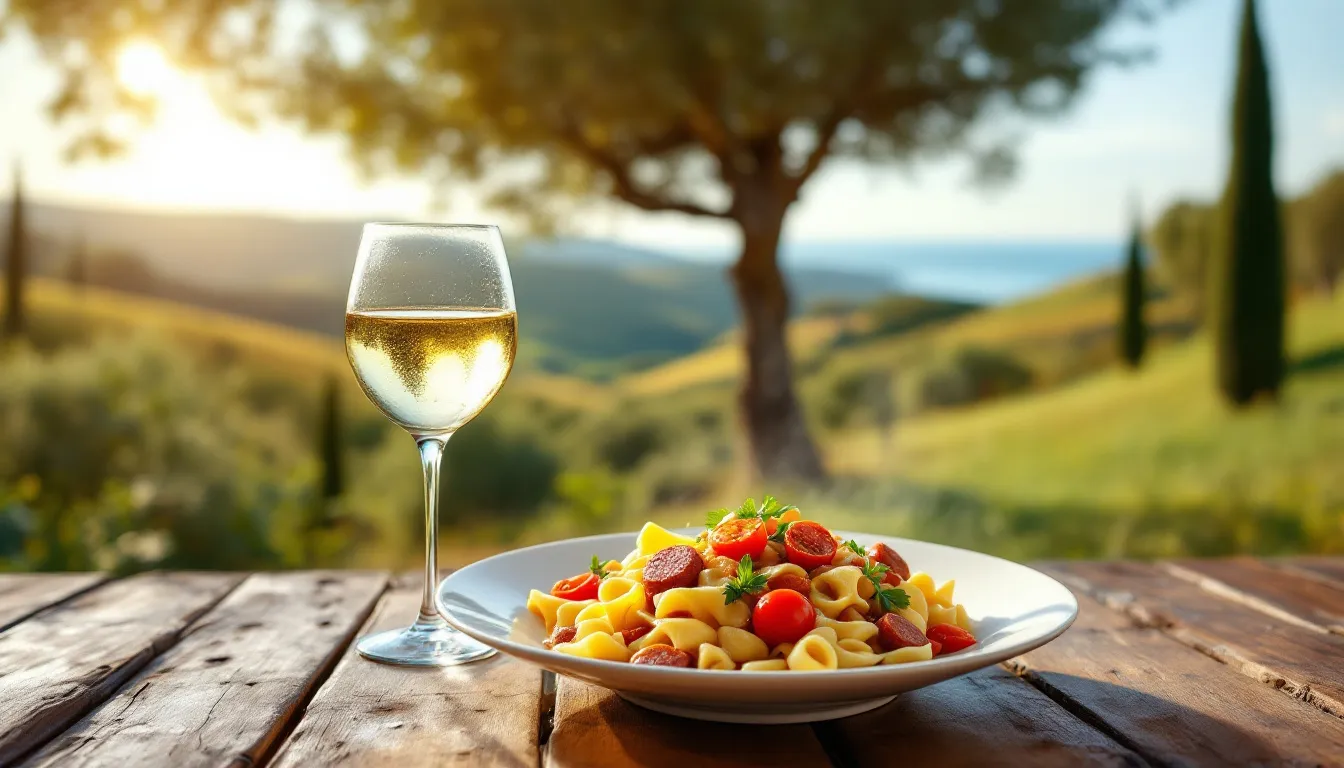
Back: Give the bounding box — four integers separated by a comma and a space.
536, 512, 977, 671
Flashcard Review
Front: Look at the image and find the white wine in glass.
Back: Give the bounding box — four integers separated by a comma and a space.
345, 224, 516, 666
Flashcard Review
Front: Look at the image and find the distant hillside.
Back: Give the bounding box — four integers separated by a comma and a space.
15, 201, 893, 376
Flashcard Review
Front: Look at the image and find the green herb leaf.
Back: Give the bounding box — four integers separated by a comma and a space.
758, 495, 798, 520
861, 559, 889, 583
722, 554, 769, 605
768, 520, 794, 543
590, 555, 610, 580
843, 539, 867, 556
875, 584, 912, 613
705, 507, 732, 528
733, 497, 758, 520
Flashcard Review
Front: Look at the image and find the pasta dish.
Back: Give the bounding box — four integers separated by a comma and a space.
527, 497, 976, 671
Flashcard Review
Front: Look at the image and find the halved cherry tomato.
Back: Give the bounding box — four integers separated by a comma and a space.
550, 572, 600, 601
783, 521, 838, 570
926, 624, 976, 654
752, 588, 816, 647
709, 517, 767, 562
929, 639, 944, 657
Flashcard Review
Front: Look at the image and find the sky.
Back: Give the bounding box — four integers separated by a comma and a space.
0, 0, 1341, 252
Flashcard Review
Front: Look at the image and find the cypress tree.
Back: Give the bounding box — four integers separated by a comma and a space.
318, 374, 345, 501
3, 164, 26, 341
66, 235, 88, 291
1119, 202, 1147, 368
1213, 0, 1285, 405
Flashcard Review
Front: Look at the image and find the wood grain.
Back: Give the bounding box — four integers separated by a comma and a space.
825, 666, 1143, 767
0, 571, 243, 764
269, 581, 543, 768
1274, 556, 1344, 589
1047, 561, 1344, 718
1166, 557, 1344, 634
1008, 594, 1344, 766
546, 679, 832, 768
0, 573, 105, 632
24, 571, 387, 768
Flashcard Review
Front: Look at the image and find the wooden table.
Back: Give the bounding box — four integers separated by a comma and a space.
1, 558, 1342, 767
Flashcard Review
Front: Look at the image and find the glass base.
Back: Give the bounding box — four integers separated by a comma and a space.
356, 614, 496, 667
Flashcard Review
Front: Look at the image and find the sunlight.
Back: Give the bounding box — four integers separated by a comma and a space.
116, 41, 175, 97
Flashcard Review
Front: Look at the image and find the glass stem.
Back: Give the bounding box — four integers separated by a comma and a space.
415, 435, 450, 626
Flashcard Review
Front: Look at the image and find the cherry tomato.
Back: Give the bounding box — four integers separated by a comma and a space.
929, 639, 944, 657
783, 521, 838, 570
551, 572, 600, 601
752, 588, 816, 647
709, 517, 768, 562
926, 624, 976, 654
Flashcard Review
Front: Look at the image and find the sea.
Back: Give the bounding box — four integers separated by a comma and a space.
779, 240, 1125, 305
669, 240, 1126, 306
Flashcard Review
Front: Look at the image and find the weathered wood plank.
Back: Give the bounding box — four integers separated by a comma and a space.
24, 571, 388, 768
1008, 593, 1344, 766
0, 571, 243, 764
1047, 561, 1344, 718
270, 580, 542, 768
1166, 557, 1344, 634
825, 666, 1143, 767
1273, 556, 1344, 589
546, 679, 832, 768
0, 573, 105, 632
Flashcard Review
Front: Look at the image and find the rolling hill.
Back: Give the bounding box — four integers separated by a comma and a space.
15, 201, 894, 376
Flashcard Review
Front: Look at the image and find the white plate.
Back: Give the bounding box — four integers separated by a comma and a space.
437, 530, 1077, 723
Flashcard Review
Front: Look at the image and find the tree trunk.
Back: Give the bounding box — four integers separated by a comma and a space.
729, 190, 826, 482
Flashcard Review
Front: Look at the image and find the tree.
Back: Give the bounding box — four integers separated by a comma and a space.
66, 235, 88, 291
1212, 0, 1284, 406
1148, 199, 1213, 309
317, 375, 345, 503
1118, 202, 1147, 368
6, 1, 1162, 479
3, 164, 25, 341
1294, 169, 1344, 295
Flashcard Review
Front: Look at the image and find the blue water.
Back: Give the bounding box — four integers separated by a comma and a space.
779, 240, 1124, 305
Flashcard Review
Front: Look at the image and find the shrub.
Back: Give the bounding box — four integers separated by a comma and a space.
906, 347, 1033, 413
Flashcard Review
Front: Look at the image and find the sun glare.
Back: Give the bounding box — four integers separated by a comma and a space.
116, 41, 175, 97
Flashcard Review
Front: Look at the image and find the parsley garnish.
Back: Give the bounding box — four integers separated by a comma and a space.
861, 560, 910, 613
722, 555, 768, 605
768, 520, 794, 543
843, 539, 867, 556
706, 495, 799, 529
590, 555, 610, 581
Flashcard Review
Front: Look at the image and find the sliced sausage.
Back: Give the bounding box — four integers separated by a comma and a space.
766, 572, 811, 596
643, 544, 704, 596
876, 612, 929, 651
543, 625, 577, 649
620, 625, 653, 645
867, 542, 912, 582
630, 643, 692, 667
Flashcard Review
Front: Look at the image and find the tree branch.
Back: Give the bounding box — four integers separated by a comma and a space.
788, 112, 844, 193
556, 122, 731, 219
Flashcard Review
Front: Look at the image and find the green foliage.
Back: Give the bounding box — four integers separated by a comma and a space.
317, 374, 344, 501
0, 334, 303, 571
905, 347, 1033, 414
819, 368, 895, 430
1119, 209, 1147, 368
1213, 0, 1285, 405
1148, 200, 1214, 302
1291, 169, 1344, 294
3, 165, 26, 340
440, 418, 561, 523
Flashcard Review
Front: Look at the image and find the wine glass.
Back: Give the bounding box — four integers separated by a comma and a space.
345, 223, 516, 666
